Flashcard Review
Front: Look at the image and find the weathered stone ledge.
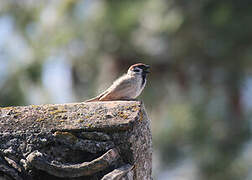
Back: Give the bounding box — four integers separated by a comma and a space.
0, 101, 152, 180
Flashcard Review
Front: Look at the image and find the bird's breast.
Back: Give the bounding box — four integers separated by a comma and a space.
130, 75, 146, 98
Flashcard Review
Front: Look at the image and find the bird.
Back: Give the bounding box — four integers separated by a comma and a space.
85, 63, 150, 102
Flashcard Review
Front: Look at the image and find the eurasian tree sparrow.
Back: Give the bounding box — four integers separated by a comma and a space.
85, 63, 150, 102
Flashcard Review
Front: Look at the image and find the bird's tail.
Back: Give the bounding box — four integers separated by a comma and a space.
85, 91, 108, 102
85, 96, 100, 102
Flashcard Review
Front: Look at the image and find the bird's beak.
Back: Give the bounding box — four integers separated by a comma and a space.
144, 65, 150, 73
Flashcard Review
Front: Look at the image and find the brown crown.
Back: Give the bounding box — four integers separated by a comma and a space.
129, 63, 150, 71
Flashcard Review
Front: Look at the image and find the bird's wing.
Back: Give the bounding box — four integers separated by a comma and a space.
85, 75, 134, 102
98, 77, 133, 101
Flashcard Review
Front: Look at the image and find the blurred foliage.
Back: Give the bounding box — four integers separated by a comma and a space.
0, 0, 252, 179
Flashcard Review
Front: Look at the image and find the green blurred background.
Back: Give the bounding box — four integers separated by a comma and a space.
0, 0, 252, 179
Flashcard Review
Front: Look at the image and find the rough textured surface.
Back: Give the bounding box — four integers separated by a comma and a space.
0, 101, 152, 180
25, 148, 120, 177
101, 164, 134, 180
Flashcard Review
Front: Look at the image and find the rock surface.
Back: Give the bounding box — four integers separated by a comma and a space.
0, 101, 152, 180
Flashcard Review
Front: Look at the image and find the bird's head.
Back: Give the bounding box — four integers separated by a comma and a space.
128, 63, 150, 76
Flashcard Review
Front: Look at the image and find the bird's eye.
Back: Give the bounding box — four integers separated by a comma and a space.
134, 69, 140, 72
